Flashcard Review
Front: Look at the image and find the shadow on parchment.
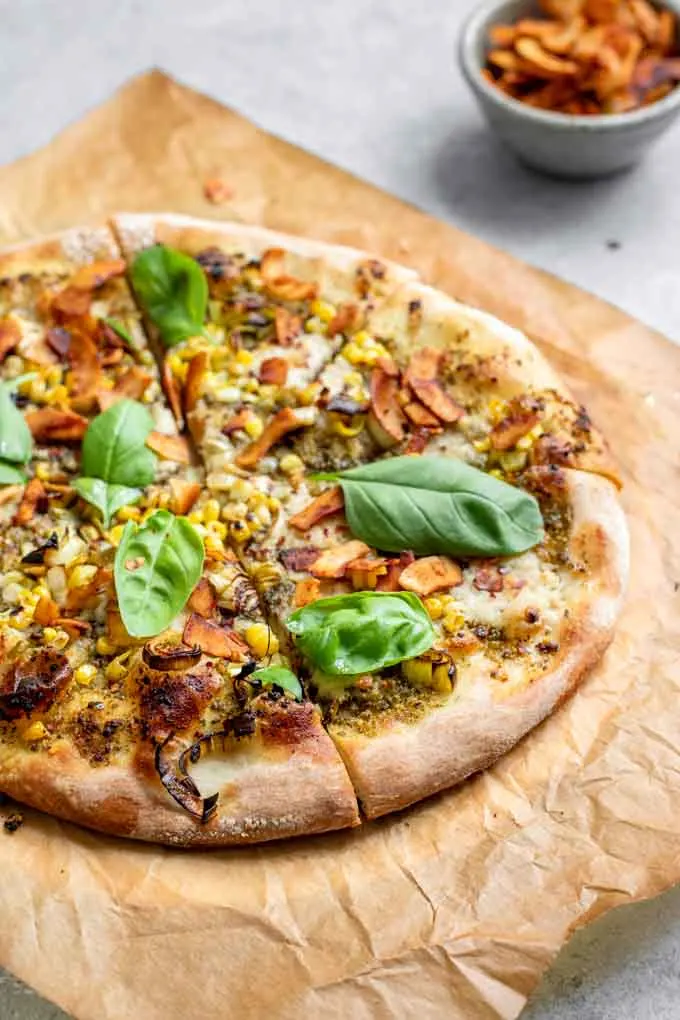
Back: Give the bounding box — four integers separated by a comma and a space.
428, 121, 638, 243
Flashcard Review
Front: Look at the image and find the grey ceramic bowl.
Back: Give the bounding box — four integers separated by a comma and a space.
459, 0, 680, 178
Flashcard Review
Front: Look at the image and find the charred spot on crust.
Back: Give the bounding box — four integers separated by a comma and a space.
71, 709, 128, 765
256, 696, 316, 747
138, 663, 222, 741
0, 652, 71, 721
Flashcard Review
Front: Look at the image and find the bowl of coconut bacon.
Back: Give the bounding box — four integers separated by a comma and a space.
459, 0, 680, 178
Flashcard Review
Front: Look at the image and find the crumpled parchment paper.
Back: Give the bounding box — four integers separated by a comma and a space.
0, 70, 677, 1020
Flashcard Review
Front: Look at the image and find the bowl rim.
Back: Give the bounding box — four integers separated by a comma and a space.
458, 0, 680, 130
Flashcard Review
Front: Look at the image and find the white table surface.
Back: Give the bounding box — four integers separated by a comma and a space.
0, 1, 678, 1017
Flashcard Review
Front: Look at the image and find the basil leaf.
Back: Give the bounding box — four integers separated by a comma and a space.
0, 461, 26, 485
81, 399, 156, 488
287, 591, 434, 676
114, 510, 205, 639
251, 666, 303, 701
130, 244, 208, 348
104, 317, 139, 351
321, 455, 543, 557
0, 384, 32, 464
73, 477, 142, 529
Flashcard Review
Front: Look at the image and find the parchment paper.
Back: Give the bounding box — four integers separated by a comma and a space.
0, 70, 678, 1020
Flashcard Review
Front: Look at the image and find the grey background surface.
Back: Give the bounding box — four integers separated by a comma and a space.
0, 0, 678, 1017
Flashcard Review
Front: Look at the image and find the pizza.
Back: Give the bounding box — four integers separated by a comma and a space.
0, 214, 628, 845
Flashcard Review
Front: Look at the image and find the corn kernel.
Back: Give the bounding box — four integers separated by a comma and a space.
443, 610, 465, 634
244, 416, 263, 439
473, 438, 491, 453
487, 398, 507, 424
115, 505, 141, 522
341, 341, 362, 365
34, 462, 52, 481
47, 385, 69, 405
343, 371, 363, 387
297, 383, 320, 407
75, 663, 97, 686
96, 636, 116, 656
499, 450, 527, 473
22, 721, 47, 742
424, 597, 444, 620
206, 520, 227, 541
235, 349, 254, 366
244, 623, 279, 658
45, 366, 62, 387
516, 424, 543, 451
279, 453, 303, 475
107, 525, 125, 547
304, 316, 323, 334
353, 330, 370, 345
230, 478, 254, 501
42, 627, 58, 643
488, 468, 503, 480
45, 628, 70, 650
67, 563, 97, 590
105, 655, 130, 682
311, 299, 336, 322
202, 499, 220, 523
29, 377, 47, 402
332, 415, 365, 438
228, 520, 251, 543
188, 510, 203, 525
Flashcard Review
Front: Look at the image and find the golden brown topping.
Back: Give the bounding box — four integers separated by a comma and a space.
145, 431, 192, 464
235, 407, 312, 469
0, 651, 71, 721
310, 540, 371, 579
182, 613, 249, 661
327, 302, 362, 338
289, 486, 345, 532
65, 567, 112, 614
402, 400, 441, 428
258, 356, 289, 386
294, 577, 321, 607
490, 409, 540, 450
51, 287, 91, 319
34, 595, 60, 627
26, 408, 88, 443
485, 0, 680, 114
369, 364, 407, 445
169, 478, 201, 515
403, 428, 431, 455
221, 408, 252, 435
260, 248, 317, 301
68, 259, 126, 291
14, 478, 47, 525
405, 347, 464, 424
398, 556, 463, 596
202, 177, 234, 204
274, 306, 302, 346
161, 359, 184, 427
102, 366, 153, 406
376, 551, 416, 592
0, 316, 20, 363
187, 577, 218, 618
184, 350, 209, 415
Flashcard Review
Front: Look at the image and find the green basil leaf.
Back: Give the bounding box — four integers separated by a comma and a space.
81, 399, 156, 488
287, 591, 434, 676
103, 317, 139, 351
0, 461, 27, 485
130, 244, 208, 348
73, 477, 142, 529
114, 510, 205, 639
0, 384, 32, 464
322, 455, 543, 557
251, 666, 303, 701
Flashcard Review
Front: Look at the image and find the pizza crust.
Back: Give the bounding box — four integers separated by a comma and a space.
0, 709, 360, 846
327, 469, 629, 818
0, 224, 120, 277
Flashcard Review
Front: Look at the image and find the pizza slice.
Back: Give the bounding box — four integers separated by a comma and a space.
237, 456, 627, 818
